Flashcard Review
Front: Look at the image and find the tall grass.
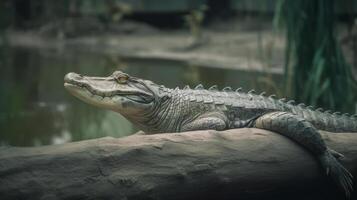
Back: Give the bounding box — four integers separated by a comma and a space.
275, 0, 356, 113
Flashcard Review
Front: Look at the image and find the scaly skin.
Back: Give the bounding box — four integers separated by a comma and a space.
64, 71, 355, 197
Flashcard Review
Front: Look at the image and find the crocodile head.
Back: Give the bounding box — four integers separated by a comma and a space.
64, 71, 160, 116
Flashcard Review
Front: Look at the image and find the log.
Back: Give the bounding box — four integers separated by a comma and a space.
0, 128, 356, 200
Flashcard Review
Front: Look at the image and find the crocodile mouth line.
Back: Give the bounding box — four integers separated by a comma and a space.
64, 81, 152, 103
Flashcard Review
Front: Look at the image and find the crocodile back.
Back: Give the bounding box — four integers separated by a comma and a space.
177, 86, 357, 133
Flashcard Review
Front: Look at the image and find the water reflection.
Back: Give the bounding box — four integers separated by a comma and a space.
0, 46, 283, 146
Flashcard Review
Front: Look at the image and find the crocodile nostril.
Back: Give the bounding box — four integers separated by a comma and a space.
64, 72, 82, 82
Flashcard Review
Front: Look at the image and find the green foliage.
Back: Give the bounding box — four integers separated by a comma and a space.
275, 0, 356, 112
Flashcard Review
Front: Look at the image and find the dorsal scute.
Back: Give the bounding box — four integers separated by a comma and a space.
307, 105, 314, 110
182, 93, 190, 101
298, 103, 306, 108
257, 92, 266, 100
279, 98, 286, 102
316, 108, 324, 112
223, 87, 233, 92
235, 87, 242, 92
203, 95, 214, 104
248, 89, 256, 94
209, 85, 218, 91
268, 94, 276, 99
183, 85, 190, 90
194, 93, 203, 102
287, 100, 295, 105
195, 84, 204, 90
342, 113, 350, 117
159, 86, 165, 91
212, 94, 224, 104
325, 110, 332, 114
333, 112, 341, 115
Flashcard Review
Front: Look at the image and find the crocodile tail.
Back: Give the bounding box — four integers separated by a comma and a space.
319, 151, 354, 198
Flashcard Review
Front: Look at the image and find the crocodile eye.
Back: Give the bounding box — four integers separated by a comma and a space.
116, 75, 128, 84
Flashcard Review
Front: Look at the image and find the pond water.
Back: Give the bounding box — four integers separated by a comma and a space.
0, 46, 283, 146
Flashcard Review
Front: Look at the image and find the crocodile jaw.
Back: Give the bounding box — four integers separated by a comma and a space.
64, 82, 123, 111
64, 72, 153, 114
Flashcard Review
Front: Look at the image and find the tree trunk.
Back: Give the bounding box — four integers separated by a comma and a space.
0, 128, 356, 200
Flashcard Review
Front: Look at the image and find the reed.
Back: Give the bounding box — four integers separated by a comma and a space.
275, 0, 356, 112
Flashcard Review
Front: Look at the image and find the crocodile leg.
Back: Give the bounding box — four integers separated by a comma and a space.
329, 148, 345, 160
181, 117, 226, 132
252, 111, 353, 197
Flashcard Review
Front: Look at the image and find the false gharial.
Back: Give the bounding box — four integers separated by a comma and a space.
64, 70, 354, 197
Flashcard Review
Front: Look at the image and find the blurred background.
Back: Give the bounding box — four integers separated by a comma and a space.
0, 0, 357, 146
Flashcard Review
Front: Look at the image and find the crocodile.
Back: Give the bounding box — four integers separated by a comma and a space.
64, 70, 354, 197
